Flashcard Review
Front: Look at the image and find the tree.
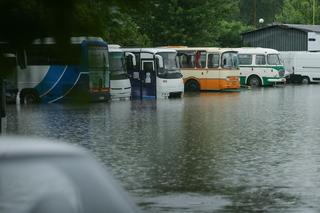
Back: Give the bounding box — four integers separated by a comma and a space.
240, 0, 284, 27
276, 0, 319, 24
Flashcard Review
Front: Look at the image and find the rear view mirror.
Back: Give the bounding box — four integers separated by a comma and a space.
125, 52, 136, 66
155, 55, 163, 68
17, 50, 26, 69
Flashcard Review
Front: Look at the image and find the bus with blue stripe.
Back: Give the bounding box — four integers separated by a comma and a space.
16, 37, 110, 104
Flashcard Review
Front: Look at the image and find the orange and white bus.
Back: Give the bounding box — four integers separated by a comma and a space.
174, 47, 240, 91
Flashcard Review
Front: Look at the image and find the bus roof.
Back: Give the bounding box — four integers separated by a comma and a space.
32, 37, 105, 45
171, 47, 237, 53
121, 47, 176, 54
108, 44, 123, 53
235, 47, 279, 54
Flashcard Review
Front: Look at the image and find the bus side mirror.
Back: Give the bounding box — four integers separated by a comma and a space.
125, 52, 136, 66
17, 51, 26, 69
155, 55, 163, 68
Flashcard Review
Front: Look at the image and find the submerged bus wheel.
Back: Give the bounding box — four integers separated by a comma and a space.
247, 75, 261, 87
20, 90, 40, 104
185, 80, 200, 92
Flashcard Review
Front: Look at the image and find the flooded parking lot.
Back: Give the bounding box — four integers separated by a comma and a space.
5, 85, 320, 212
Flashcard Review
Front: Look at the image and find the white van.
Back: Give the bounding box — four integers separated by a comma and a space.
279, 51, 320, 84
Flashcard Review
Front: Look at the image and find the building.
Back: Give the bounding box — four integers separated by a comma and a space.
242, 24, 320, 51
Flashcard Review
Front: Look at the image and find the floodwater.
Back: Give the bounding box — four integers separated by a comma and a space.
4, 85, 320, 212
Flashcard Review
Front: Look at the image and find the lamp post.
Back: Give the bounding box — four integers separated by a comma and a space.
253, 0, 257, 28
313, 0, 316, 25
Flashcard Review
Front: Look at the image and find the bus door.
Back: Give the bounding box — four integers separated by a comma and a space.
141, 59, 156, 99
195, 51, 207, 89
207, 53, 220, 90
126, 52, 142, 99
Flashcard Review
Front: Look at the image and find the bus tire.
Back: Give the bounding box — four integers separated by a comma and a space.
20, 89, 40, 104
185, 80, 200, 92
301, 76, 310, 84
247, 75, 261, 87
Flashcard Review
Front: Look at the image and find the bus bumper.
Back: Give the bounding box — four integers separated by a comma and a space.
267, 78, 286, 83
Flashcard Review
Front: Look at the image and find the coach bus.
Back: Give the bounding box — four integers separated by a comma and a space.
122, 48, 184, 99
15, 37, 110, 104
174, 47, 240, 91
236, 48, 286, 87
108, 45, 132, 100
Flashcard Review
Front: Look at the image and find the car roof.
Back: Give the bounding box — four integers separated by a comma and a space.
0, 137, 85, 159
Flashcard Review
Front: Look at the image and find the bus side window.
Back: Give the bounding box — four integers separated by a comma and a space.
238, 54, 252, 65
195, 51, 206, 68
178, 53, 195, 68
255, 54, 266, 65
208, 54, 219, 68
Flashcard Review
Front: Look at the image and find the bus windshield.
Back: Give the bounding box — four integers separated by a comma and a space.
88, 46, 109, 70
157, 52, 182, 79
109, 52, 127, 80
222, 52, 239, 69
267, 54, 281, 65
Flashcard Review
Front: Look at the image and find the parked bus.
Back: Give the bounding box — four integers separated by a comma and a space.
108, 45, 132, 100
122, 48, 184, 99
15, 37, 110, 104
173, 47, 240, 91
236, 48, 286, 87
279, 51, 320, 84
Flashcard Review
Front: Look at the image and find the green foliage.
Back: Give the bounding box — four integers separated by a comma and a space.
276, 0, 320, 24
104, 8, 151, 46
216, 20, 255, 47
240, 0, 284, 26
1, 0, 319, 51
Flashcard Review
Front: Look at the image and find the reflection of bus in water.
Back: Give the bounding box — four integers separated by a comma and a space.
108, 45, 132, 100
236, 48, 286, 87
16, 37, 110, 104
173, 47, 240, 91
122, 48, 184, 99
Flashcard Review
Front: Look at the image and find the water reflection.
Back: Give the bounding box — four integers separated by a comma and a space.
5, 85, 320, 212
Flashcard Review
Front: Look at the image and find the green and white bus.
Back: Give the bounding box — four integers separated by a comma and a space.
236, 48, 286, 87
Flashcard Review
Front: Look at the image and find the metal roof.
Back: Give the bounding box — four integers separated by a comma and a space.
243, 24, 320, 35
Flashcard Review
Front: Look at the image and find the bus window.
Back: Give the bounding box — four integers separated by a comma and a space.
267, 54, 281, 65
208, 54, 219, 68
88, 46, 108, 69
178, 52, 195, 68
238, 54, 252, 65
195, 51, 206, 68
143, 61, 154, 71
255, 55, 266, 65
222, 52, 238, 68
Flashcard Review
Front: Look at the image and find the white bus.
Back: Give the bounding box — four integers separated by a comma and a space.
108, 45, 132, 100
122, 48, 184, 99
279, 51, 320, 84
236, 48, 286, 87
173, 47, 240, 91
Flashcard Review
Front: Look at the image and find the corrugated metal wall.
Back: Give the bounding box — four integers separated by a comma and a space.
242, 26, 307, 51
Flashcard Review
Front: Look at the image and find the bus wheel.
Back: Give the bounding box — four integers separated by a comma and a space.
20, 90, 40, 104
185, 80, 200, 92
247, 75, 261, 87
301, 76, 310, 84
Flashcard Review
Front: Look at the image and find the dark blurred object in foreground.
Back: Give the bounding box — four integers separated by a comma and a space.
0, 137, 140, 213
